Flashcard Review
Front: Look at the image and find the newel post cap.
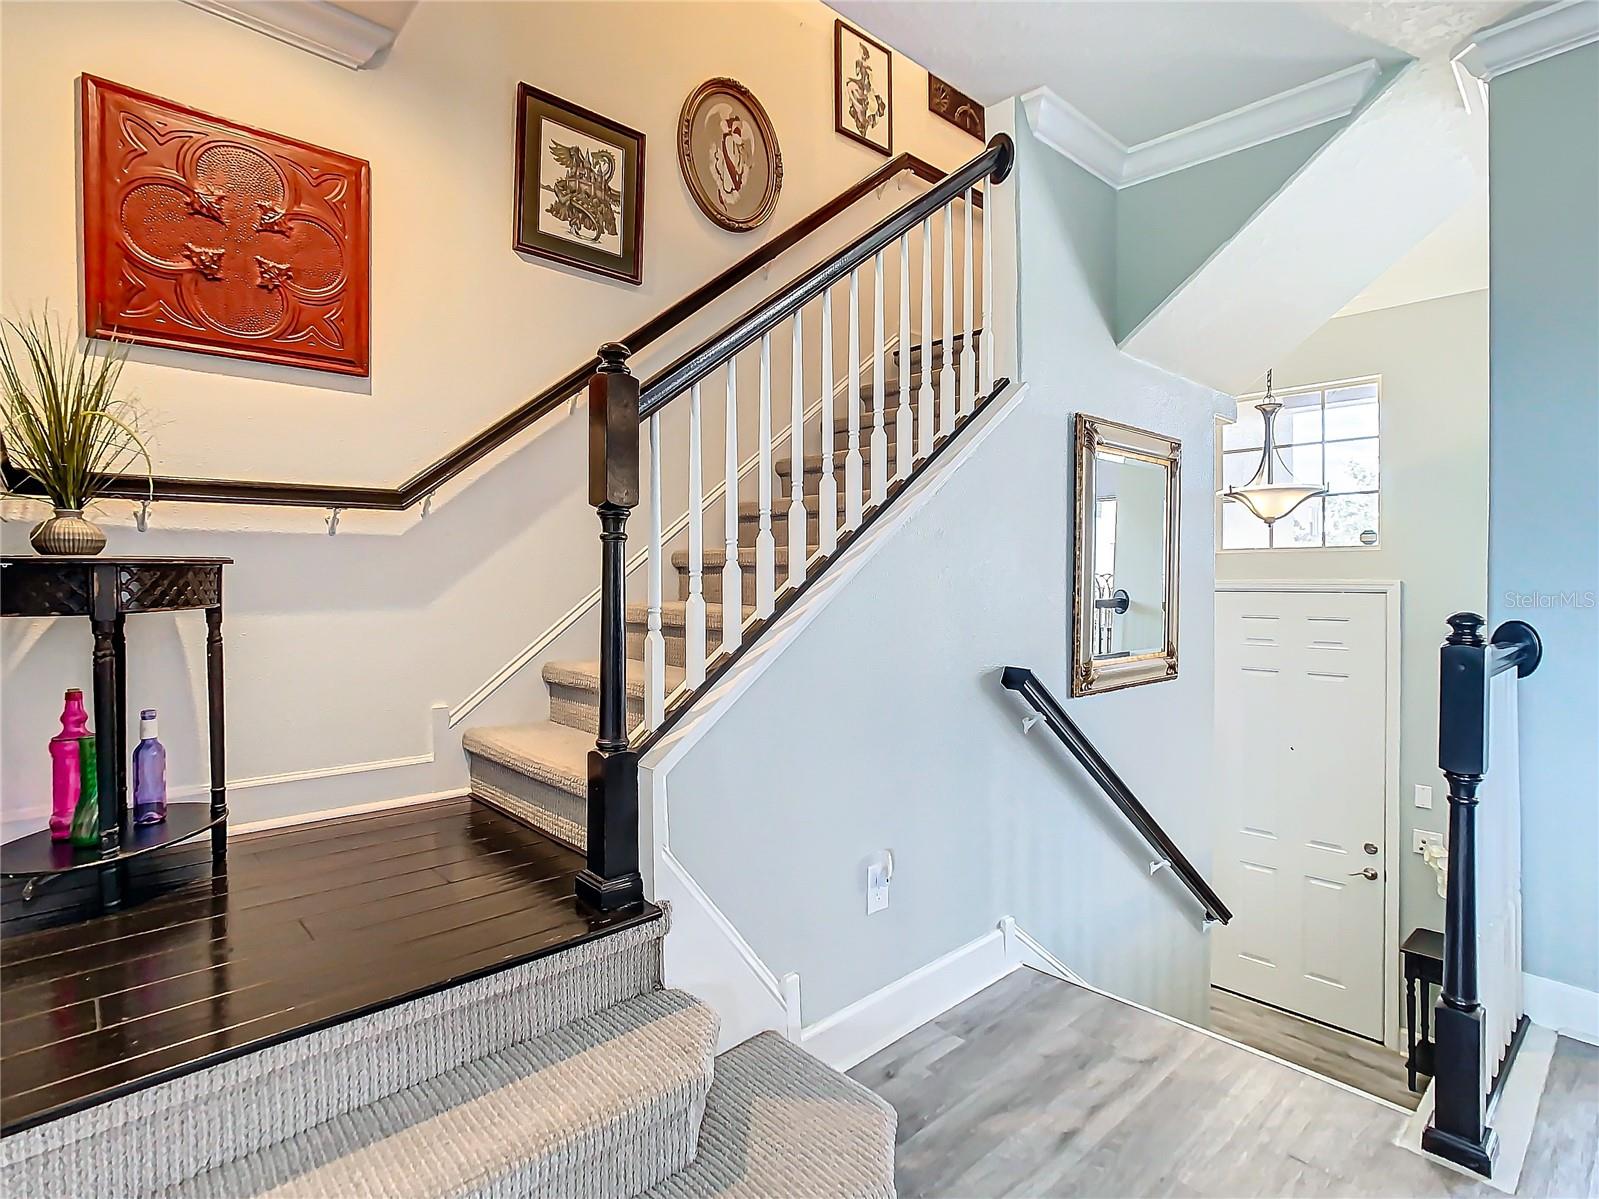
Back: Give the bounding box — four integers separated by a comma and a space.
1445, 612, 1487, 647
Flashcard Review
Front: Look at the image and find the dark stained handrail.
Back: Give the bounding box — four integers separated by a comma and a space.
0, 153, 979, 512
1001, 666, 1232, 926
640, 135, 1012, 416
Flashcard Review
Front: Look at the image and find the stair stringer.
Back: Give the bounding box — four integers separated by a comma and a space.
637, 381, 1031, 1055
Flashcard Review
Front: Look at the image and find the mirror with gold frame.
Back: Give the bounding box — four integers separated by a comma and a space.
1072, 413, 1181, 696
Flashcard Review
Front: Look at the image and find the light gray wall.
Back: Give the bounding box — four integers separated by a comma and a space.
664, 99, 1226, 1026
1216, 290, 1490, 958
1488, 44, 1599, 996
1114, 122, 1345, 341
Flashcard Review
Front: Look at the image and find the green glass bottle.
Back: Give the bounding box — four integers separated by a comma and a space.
68, 737, 100, 849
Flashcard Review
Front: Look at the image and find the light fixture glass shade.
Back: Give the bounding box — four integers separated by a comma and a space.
1223, 374, 1327, 527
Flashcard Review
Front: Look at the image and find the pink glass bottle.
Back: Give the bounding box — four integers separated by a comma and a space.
49, 689, 90, 841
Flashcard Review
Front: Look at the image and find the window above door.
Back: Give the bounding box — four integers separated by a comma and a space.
1220, 377, 1380, 550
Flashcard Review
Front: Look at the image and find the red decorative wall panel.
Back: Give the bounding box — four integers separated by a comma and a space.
81, 75, 371, 376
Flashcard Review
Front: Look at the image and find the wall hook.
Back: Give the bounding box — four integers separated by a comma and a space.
326, 507, 343, 536
1149, 858, 1171, 877
135, 499, 152, 532
1021, 714, 1041, 735
420, 494, 434, 519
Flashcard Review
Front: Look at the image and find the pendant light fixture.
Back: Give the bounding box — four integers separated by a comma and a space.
1223, 370, 1327, 526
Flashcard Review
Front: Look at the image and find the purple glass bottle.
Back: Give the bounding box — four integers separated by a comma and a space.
49, 689, 90, 840
132, 709, 167, 825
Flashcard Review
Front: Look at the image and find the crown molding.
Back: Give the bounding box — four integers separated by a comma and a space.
185, 1, 399, 69
1023, 59, 1381, 189
1452, 0, 1599, 112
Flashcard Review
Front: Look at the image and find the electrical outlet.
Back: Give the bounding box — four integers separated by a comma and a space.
1413, 829, 1444, 855
865, 852, 892, 915
1414, 783, 1434, 810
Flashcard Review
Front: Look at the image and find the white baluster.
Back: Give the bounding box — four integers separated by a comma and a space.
961, 188, 976, 417
895, 234, 912, 482
788, 311, 807, 586
980, 196, 994, 398
722, 362, 742, 654
819, 287, 838, 555
684, 382, 707, 688
870, 249, 888, 506
939, 202, 956, 438
918, 215, 934, 463
645, 412, 666, 730
755, 332, 777, 618
845, 269, 864, 531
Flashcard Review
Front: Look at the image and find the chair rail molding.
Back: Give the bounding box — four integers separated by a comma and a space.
1451, 0, 1599, 112
184, 1, 403, 69
1022, 59, 1381, 188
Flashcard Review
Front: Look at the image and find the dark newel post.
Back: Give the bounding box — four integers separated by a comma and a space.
576, 343, 644, 914
1423, 612, 1492, 1174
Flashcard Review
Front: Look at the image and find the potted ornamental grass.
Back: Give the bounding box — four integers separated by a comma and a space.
1, 310, 152, 555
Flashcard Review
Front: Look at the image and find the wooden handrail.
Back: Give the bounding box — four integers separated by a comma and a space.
640, 135, 1011, 416
0, 153, 976, 512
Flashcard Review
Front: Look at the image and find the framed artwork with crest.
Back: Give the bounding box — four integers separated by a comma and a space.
514, 83, 645, 285
834, 20, 892, 156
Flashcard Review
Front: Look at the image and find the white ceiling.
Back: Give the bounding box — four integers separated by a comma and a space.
1338, 185, 1488, 317
828, 0, 1412, 145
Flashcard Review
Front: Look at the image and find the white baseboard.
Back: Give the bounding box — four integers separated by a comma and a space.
1523, 971, 1599, 1044
799, 925, 1016, 1072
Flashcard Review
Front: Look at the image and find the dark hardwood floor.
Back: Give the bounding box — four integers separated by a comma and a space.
0, 797, 659, 1134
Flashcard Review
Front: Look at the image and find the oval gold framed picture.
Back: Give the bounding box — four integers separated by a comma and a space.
678, 78, 782, 233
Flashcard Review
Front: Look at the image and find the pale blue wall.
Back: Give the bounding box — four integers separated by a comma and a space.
1114, 123, 1344, 341
1488, 44, 1599, 995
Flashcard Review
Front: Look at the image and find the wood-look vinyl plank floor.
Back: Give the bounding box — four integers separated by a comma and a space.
852, 967, 1598, 1198
1208, 985, 1420, 1109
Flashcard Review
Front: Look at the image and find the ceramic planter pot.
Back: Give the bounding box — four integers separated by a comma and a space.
30, 508, 107, 556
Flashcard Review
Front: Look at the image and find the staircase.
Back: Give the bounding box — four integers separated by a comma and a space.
465, 340, 974, 850
0, 913, 896, 1199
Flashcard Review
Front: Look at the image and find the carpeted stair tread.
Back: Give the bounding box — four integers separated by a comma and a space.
544, 657, 685, 698
672, 544, 790, 571
161, 989, 719, 1199
465, 720, 591, 797
643, 1032, 896, 1199
624, 599, 743, 632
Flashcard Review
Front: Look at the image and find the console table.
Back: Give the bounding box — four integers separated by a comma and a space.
0, 556, 230, 910
1403, 927, 1445, 1092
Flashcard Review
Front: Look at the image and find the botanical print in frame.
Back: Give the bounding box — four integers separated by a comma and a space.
678, 78, 783, 233
834, 19, 892, 156
515, 83, 645, 285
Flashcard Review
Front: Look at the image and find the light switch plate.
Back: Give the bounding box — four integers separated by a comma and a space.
1414, 783, 1434, 810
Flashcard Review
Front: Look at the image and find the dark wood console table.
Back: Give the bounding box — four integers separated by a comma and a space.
1403, 927, 1445, 1092
0, 555, 230, 911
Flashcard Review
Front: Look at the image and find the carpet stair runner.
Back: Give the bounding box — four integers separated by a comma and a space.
0, 910, 895, 1198
465, 338, 973, 851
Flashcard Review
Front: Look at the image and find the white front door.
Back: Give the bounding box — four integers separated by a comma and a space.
1212, 587, 1390, 1039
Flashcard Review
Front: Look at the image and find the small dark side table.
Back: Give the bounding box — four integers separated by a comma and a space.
0, 556, 231, 911
1403, 927, 1445, 1091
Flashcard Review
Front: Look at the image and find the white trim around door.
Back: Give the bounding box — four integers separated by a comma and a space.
1215, 578, 1402, 1050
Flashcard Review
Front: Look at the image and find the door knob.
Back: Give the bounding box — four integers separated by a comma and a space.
1349, 867, 1378, 881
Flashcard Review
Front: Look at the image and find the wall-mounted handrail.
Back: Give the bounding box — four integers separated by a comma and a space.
1000, 665, 1232, 926
0, 153, 975, 512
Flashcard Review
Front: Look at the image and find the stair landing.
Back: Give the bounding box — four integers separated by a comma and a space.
0, 797, 660, 1134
